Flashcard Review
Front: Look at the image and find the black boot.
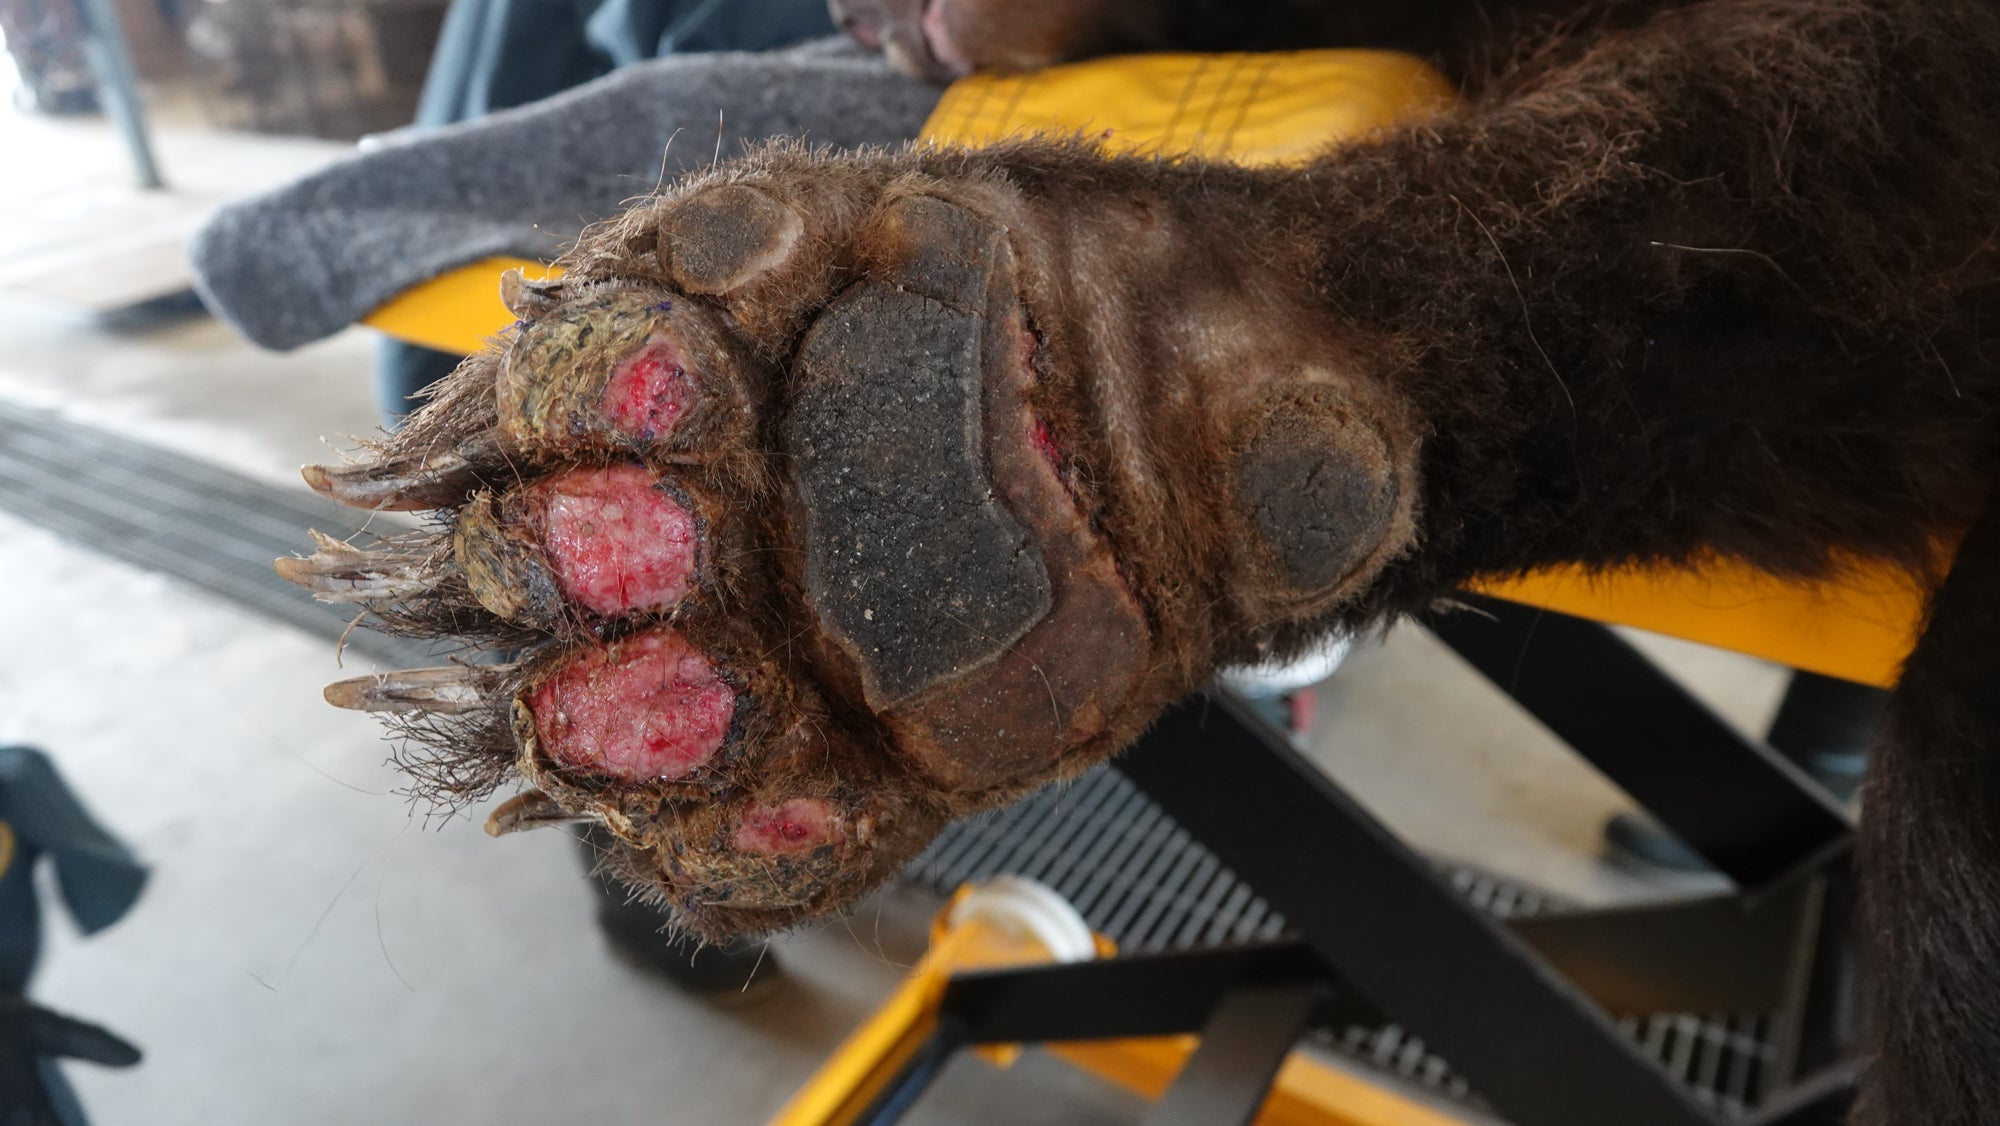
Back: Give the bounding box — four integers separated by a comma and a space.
1764, 671, 1885, 806
575, 828, 781, 996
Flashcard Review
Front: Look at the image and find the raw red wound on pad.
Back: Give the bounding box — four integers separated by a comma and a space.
734, 799, 840, 855
529, 630, 735, 781
603, 335, 697, 440
1029, 415, 1064, 469
538, 463, 698, 617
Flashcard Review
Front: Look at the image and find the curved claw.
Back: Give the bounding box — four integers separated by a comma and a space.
323, 665, 511, 714
484, 789, 592, 837
499, 268, 565, 320
275, 530, 436, 604
303, 431, 509, 512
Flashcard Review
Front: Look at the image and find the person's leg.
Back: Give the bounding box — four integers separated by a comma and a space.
366, 0, 843, 421
586, 0, 836, 65
1766, 671, 1886, 805
416, 0, 614, 127
374, 341, 463, 428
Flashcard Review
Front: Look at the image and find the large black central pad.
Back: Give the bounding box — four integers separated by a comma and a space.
787, 284, 1053, 707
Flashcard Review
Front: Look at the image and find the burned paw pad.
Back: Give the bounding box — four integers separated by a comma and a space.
285, 190, 1158, 935
523, 628, 735, 783
496, 289, 755, 456
455, 463, 703, 628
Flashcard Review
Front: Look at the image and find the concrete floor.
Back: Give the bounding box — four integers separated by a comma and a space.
0, 103, 1790, 1125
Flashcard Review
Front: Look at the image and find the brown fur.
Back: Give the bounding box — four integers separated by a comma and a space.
292, 2, 2000, 1119
841, 4, 2000, 1122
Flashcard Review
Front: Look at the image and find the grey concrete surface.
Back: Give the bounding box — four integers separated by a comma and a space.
1305, 625, 1777, 909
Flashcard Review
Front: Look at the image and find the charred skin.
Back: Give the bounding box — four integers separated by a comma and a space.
285, 147, 1416, 939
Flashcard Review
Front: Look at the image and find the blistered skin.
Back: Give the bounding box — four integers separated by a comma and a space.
450, 462, 704, 631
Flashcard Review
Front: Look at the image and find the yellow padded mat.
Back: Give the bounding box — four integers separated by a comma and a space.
921, 50, 1456, 164
361, 50, 1923, 687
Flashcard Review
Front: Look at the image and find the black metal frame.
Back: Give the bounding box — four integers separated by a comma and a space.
862, 599, 1861, 1124
1422, 596, 1853, 889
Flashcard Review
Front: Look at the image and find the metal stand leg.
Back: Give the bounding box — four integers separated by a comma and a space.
74, 0, 164, 189
1423, 597, 1864, 1082
941, 944, 1372, 1043
839, 597, 1859, 1124
853, 1024, 966, 1126
1116, 693, 1719, 1126
1422, 595, 1850, 889
1143, 985, 1323, 1126
1749, 1065, 1858, 1126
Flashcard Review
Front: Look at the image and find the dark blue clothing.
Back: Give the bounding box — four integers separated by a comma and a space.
0, 747, 145, 994
417, 0, 837, 124
377, 0, 837, 419
0, 747, 145, 1126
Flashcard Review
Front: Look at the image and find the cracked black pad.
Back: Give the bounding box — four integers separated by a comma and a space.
787, 284, 1053, 707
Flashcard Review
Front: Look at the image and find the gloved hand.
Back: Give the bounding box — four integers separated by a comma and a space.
0, 994, 138, 1126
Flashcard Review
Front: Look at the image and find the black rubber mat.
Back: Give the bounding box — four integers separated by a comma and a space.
911, 764, 1778, 1118
0, 398, 435, 667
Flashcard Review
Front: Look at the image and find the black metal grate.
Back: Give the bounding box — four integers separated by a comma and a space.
912, 765, 1288, 953
908, 764, 1779, 1118
0, 398, 437, 668
0, 399, 1778, 1119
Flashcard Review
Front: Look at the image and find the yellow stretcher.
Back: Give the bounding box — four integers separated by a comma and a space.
356, 48, 1925, 1126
